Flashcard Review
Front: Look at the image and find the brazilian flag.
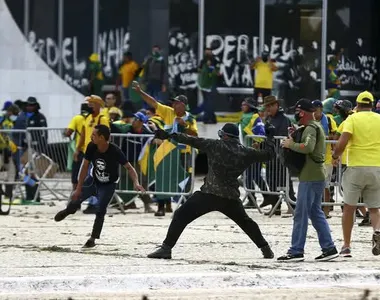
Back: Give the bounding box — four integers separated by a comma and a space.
153, 140, 190, 200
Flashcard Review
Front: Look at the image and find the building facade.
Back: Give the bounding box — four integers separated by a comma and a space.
5, 0, 380, 113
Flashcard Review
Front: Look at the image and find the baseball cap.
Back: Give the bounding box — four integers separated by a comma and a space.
293, 98, 315, 113
2, 100, 13, 111
109, 107, 122, 116
134, 112, 148, 123
171, 95, 188, 105
312, 100, 323, 108
335, 100, 352, 112
356, 91, 374, 104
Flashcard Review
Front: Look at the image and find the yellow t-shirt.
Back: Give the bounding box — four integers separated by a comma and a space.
156, 103, 198, 134
119, 61, 139, 88
342, 111, 380, 167
83, 113, 110, 149
324, 114, 337, 165
156, 103, 198, 152
67, 114, 86, 152
253, 61, 274, 89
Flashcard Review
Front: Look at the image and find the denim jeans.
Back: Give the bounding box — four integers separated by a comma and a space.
288, 181, 335, 255
66, 176, 116, 239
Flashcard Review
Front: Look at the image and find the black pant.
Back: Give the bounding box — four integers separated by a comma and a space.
71, 151, 84, 184
66, 176, 116, 239
163, 191, 269, 248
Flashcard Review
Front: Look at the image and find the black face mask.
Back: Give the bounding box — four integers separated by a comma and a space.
262, 55, 269, 63
339, 110, 348, 118
294, 111, 301, 123
84, 106, 94, 115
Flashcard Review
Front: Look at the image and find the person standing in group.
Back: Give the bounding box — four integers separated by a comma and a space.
64, 103, 91, 190
103, 93, 123, 120
88, 53, 104, 96
116, 52, 140, 103
142, 45, 166, 105
197, 47, 220, 124
278, 99, 338, 262
54, 125, 145, 248
251, 51, 278, 105
132, 81, 198, 217
238, 97, 266, 208
147, 122, 276, 260
261, 95, 296, 215
75, 95, 110, 214
332, 91, 380, 257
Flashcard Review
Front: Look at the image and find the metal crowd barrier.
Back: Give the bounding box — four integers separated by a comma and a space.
110, 133, 196, 213
0, 129, 34, 213
243, 135, 367, 218
7, 128, 196, 214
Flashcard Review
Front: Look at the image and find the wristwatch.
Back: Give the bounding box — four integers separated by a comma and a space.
332, 153, 339, 160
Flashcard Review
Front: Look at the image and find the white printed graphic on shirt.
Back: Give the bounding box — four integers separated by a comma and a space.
94, 158, 110, 182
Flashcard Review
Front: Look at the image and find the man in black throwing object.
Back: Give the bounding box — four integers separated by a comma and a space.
147, 122, 276, 259
54, 125, 145, 248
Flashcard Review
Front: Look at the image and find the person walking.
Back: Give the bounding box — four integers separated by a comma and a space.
278, 99, 339, 262
147, 122, 276, 260
332, 91, 380, 257
54, 125, 145, 248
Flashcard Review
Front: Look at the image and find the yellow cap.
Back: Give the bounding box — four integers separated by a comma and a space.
109, 107, 122, 116
85, 95, 105, 108
356, 91, 374, 104
89, 53, 100, 62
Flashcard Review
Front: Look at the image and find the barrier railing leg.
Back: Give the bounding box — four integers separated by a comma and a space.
268, 194, 284, 218
247, 192, 263, 214
113, 192, 126, 215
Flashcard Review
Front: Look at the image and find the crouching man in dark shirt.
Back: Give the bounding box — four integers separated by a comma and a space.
147, 122, 276, 259
54, 125, 145, 248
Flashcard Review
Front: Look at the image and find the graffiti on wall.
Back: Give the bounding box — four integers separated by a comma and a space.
168, 30, 198, 90
97, 28, 129, 79
205, 34, 378, 91
28, 31, 88, 89
329, 38, 377, 88
28, 28, 130, 91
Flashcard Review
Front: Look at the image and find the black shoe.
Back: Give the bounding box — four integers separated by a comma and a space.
315, 247, 339, 261
277, 253, 304, 262
260, 195, 276, 208
372, 231, 380, 256
54, 209, 69, 222
358, 216, 371, 227
154, 210, 165, 217
82, 239, 96, 249
165, 200, 173, 213
261, 245, 274, 259
147, 244, 172, 259
83, 205, 97, 214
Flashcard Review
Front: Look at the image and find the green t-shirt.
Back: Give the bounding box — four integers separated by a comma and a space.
289, 121, 326, 181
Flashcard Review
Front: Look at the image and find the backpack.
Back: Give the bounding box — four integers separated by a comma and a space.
280, 124, 324, 177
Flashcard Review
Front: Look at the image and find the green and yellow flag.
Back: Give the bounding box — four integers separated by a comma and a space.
153, 140, 189, 200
